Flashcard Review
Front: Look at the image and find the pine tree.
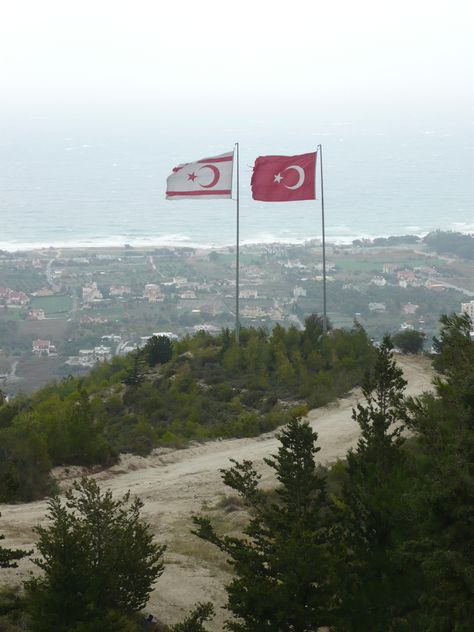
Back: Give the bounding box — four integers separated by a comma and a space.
122, 352, 146, 386
334, 335, 417, 631
172, 602, 215, 632
193, 417, 332, 631
25, 478, 165, 632
352, 335, 406, 463
0, 513, 31, 568
145, 335, 173, 367
403, 313, 474, 630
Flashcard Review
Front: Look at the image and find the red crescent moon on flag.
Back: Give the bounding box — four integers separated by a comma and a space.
282, 165, 305, 190
198, 165, 220, 188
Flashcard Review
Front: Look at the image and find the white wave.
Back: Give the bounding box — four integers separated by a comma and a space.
1, 223, 472, 254
450, 222, 474, 233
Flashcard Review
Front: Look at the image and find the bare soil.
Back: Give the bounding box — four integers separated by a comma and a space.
0, 355, 434, 629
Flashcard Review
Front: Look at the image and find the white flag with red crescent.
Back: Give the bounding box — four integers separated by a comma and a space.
166, 151, 234, 200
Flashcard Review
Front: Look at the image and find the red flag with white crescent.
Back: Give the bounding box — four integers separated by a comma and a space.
166, 151, 234, 200
251, 152, 317, 202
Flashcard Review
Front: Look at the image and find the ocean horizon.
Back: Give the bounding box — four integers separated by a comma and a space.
1, 123, 473, 252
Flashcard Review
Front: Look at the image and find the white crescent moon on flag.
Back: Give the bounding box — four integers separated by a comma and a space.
282, 165, 305, 189
198, 165, 220, 188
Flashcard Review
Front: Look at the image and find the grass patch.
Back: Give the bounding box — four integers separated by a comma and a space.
30, 294, 72, 315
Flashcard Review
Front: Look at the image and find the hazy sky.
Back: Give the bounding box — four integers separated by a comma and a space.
1, 0, 473, 130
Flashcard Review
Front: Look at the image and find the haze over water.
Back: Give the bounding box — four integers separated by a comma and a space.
1, 1, 472, 251
1, 118, 473, 251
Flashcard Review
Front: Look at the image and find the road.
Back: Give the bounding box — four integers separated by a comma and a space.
0, 361, 20, 385
438, 281, 474, 297
45, 249, 62, 287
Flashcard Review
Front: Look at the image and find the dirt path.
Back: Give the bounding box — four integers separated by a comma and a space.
0, 355, 434, 628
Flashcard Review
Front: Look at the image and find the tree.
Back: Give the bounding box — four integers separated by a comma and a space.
122, 352, 146, 386
172, 603, 215, 632
193, 417, 332, 631
26, 478, 165, 632
60, 390, 114, 466
403, 313, 474, 629
145, 335, 173, 367
333, 336, 417, 630
392, 329, 425, 354
1, 514, 31, 568
350, 335, 407, 460
0, 416, 53, 503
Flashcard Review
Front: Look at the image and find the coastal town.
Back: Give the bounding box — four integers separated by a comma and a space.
0, 235, 473, 395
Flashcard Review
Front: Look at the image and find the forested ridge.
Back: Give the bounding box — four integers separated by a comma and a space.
0, 316, 374, 503
0, 313, 472, 631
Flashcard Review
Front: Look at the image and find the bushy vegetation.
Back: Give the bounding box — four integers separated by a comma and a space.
392, 328, 425, 353
352, 234, 420, 247
423, 229, 474, 260
25, 478, 165, 632
0, 317, 374, 502
193, 317, 474, 630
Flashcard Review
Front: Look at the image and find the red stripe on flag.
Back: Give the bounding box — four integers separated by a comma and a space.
197, 156, 233, 163
166, 190, 232, 197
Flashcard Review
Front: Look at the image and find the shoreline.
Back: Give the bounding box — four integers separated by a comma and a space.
0, 233, 432, 255
1, 225, 473, 255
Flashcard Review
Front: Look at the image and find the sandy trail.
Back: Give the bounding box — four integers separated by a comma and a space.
0, 356, 434, 628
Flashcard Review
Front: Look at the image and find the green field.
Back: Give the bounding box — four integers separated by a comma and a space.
0, 308, 23, 320
19, 319, 69, 340
30, 294, 72, 315
334, 256, 439, 273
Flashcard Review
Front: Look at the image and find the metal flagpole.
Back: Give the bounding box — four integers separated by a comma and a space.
235, 142, 240, 343
317, 144, 328, 334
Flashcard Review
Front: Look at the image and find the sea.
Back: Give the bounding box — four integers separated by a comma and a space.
1, 123, 473, 251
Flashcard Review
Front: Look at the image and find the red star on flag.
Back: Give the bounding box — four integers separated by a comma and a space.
166, 151, 234, 199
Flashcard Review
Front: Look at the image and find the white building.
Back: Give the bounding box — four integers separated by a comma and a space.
368, 302, 386, 312
179, 290, 197, 299
109, 285, 132, 297
153, 332, 179, 341
82, 282, 103, 303
402, 303, 419, 315
241, 289, 259, 299
370, 276, 387, 287
28, 308, 46, 320
32, 339, 57, 357
461, 301, 474, 320
293, 286, 307, 298
94, 345, 112, 361
143, 284, 165, 302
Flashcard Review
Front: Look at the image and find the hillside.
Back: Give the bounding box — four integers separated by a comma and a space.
0, 318, 375, 503
0, 354, 434, 630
